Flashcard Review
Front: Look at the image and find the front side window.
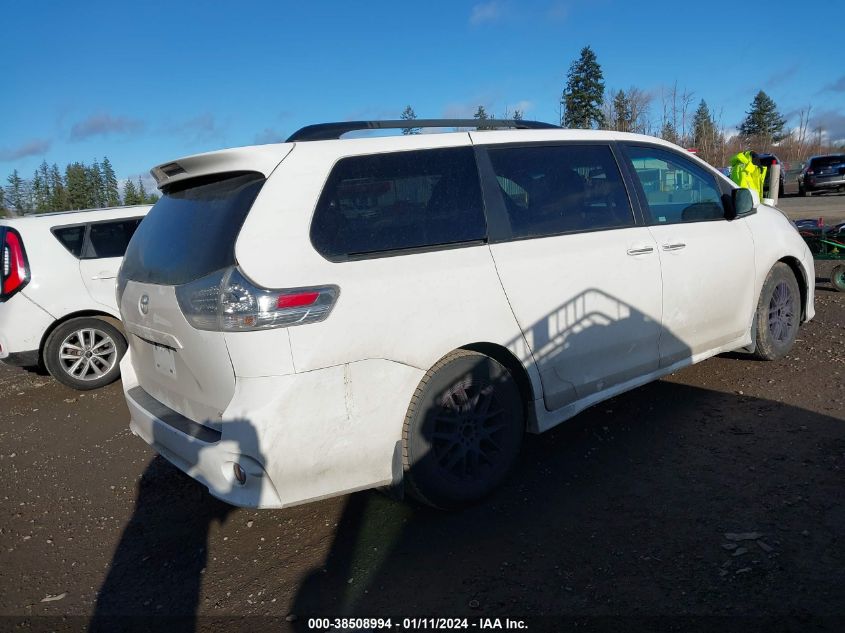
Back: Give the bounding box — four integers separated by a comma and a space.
310, 147, 486, 260
86, 219, 142, 259
486, 144, 634, 239
626, 145, 724, 224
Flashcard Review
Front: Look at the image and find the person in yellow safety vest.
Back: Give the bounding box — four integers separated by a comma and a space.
730, 150, 767, 200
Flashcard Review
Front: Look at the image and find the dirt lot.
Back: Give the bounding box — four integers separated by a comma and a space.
778, 190, 845, 224
1, 218, 844, 632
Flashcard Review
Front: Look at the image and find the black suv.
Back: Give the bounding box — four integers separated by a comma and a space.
799, 154, 845, 196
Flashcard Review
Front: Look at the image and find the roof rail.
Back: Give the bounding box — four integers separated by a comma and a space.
285, 119, 560, 142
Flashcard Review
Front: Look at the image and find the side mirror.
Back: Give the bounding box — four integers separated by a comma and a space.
727, 187, 756, 220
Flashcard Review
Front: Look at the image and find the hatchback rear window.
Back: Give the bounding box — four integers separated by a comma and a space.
810, 156, 845, 170
310, 147, 486, 261
121, 172, 264, 286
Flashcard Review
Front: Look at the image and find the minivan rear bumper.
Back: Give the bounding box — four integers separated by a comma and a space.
122, 354, 424, 508
122, 355, 283, 508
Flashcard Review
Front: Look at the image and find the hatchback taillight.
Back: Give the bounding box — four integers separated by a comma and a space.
175, 266, 339, 332
1, 227, 30, 302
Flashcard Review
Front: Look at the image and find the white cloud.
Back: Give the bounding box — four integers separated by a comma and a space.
470, 1, 505, 25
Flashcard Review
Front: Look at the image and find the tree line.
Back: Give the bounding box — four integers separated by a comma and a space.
402, 45, 842, 169
0, 157, 158, 217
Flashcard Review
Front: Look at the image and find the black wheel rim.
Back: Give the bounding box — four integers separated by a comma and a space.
431, 379, 507, 482
768, 281, 795, 343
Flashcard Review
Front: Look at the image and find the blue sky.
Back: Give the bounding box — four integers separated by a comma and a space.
3, 0, 844, 187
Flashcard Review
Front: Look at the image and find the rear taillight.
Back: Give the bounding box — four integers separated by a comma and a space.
1, 228, 30, 302
806, 169, 814, 176
175, 267, 339, 332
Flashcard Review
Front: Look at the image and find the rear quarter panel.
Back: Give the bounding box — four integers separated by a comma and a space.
235, 137, 537, 383
14, 222, 104, 319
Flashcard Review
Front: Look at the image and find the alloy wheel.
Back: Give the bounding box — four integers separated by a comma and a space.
58, 328, 118, 381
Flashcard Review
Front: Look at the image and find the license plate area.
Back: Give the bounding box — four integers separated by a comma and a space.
152, 343, 177, 378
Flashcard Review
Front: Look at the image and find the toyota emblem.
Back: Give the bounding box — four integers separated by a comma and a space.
139, 294, 150, 315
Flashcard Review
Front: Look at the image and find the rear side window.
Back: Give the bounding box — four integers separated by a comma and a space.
86, 219, 142, 259
626, 145, 724, 224
310, 147, 486, 261
52, 226, 86, 258
122, 172, 264, 285
486, 144, 634, 239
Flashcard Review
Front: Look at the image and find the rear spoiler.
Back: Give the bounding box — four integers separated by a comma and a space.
150, 144, 294, 191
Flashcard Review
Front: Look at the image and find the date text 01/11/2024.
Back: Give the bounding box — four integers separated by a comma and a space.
305, 617, 528, 630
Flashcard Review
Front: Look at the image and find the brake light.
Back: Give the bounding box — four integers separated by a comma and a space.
806, 169, 814, 176
1, 228, 30, 302
176, 267, 339, 332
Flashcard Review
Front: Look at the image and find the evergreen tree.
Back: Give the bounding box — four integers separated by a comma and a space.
6, 170, 25, 213
137, 177, 147, 205
123, 179, 138, 205
88, 160, 105, 208
660, 121, 680, 145
739, 90, 787, 144
561, 46, 605, 129
610, 89, 634, 132
65, 162, 90, 210
400, 105, 420, 135
0, 186, 7, 215
101, 157, 120, 206
37, 160, 51, 211
32, 170, 50, 212
691, 100, 722, 165
49, 164, 68, 211
473, 105, 492, 130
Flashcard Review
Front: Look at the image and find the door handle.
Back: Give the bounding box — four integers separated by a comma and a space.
662, 242, 686, 251
626, 246, 654, 256
91, 274, 116, 280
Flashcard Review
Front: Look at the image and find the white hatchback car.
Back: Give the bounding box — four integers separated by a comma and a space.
0, 205, 150, 389
118, 119, 815, 509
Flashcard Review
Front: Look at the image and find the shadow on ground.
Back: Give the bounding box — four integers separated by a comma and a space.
290, 381, 845, 626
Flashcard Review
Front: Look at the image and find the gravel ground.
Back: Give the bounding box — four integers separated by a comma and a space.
778, 190, 845, 223
0, 239, 843, 633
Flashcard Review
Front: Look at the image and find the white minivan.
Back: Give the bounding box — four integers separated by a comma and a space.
0, 206, 150, 389
118, 120, 815, 509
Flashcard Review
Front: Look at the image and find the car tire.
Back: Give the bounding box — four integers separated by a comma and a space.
799, 185, 806, 196
44, 317, 127, 390
752, 263, 801, 361
403, 350, 524, 509
831, 265, 845, 293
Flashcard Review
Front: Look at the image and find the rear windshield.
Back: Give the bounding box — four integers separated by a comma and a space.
121, 172, 264, 286
810, 156, 845, 170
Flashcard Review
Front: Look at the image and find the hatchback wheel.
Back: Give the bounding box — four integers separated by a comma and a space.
44, 317, 127, 390
403, 350, 524, 509
832, 265, 845, 293
752, 263, 800, 361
